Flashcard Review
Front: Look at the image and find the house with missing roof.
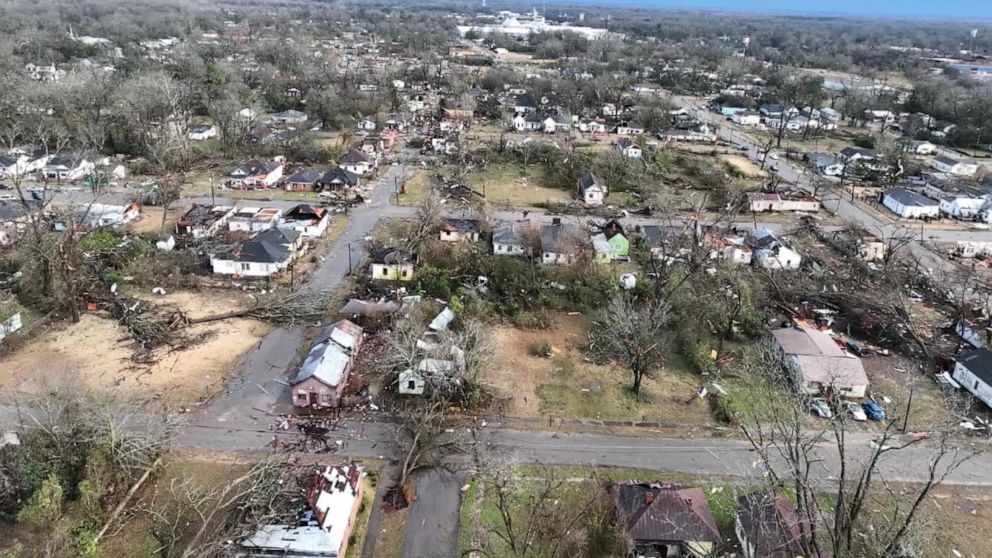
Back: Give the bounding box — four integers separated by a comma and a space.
210, 227, 303, 277
280, 204, 330, 238
614, 483, 721, 558
175, 205, 235, 239
291, 320, 363, 408
370, 249, 415, 282
952, 348, 992, 411
241, 464, 364, 557
770, 325, 869, 398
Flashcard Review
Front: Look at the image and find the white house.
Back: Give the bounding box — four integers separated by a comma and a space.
339, 150, 373, 176
617, 138, 642, 159
577, 172, 607, 206
952, 348, 992, 411
578, 118, 607, 134
228, 207, 283, 232
616, 120, 645, 136
280, 204, 330, 239
913, 141, 937, 155
229, 159, 284, 188
439, 218, 481, 242
188, 124, 217, 141
939, 195, 987, 220
210, 227, 301, 277
752, 229, 801, 270
540, 223, 579, 265
44, 156, 94, 182
771, 326, 869, 398
932, 155, 979, 177
492, 220, 531, 256
273, 109, 308, 125
78, 202, 140, 228
731, 110, 761, 126
882, 188, 940, 219
513, 113, 543, 132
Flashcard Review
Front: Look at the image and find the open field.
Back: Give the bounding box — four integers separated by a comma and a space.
0, 289, 269, 405
467, 164, 570, 207
720, 154, 767, 179
485, 313, 713, 425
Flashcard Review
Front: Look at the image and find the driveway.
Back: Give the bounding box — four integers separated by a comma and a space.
402, 469, 466, 558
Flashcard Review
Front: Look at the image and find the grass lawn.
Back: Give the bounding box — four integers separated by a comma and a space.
485, 314, 713, 425
719, 154, 767, 179
345, 477, 377, 557
372, 507, 409, 558
396, 168, 432, 206
466, 164, 571, 207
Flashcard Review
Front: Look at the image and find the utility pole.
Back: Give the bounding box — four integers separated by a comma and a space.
347, 242, 353, 275
210, 177, 215, 206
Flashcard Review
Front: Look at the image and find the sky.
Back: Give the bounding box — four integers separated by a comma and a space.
554, 0, 991, 21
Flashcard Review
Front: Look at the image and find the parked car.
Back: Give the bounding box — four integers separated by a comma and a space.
0, 194, 15, 201
737, 145, 750, 152
862, 401, 886, 421
810, 398, 833, 419
845, 401, 868, 421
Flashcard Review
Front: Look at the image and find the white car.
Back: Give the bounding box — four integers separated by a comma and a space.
768, 152, 779, 160
810, 398, 833, 419
0, 194, 16, 202
845, 401, 867, 421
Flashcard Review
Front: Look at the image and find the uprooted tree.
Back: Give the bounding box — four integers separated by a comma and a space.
386, 396, 468, 509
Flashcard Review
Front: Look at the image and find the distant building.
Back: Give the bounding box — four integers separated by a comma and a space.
770, 325, 869, 398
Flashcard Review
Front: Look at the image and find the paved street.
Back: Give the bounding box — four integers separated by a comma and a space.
401, 469, 465, 558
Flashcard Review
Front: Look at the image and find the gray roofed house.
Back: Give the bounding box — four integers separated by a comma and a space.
340, 150, 369, 164
210, 227, 301, 277
317, 166, 361, 190
284, 168, 320, 191
839, 146, 876, 161
577, 171, 607, 205
492, 220, 532, 256
291, 320, 363, 408
540, 223, 581, 264
951, 348, 992, 411
770, 326, 868, 397
882, 187, 940, 219
440, 218, 481, 242
735, 493, 809, 558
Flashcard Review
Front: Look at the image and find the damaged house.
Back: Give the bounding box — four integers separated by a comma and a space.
291, 320, 364, 408
614, 483, 722, 558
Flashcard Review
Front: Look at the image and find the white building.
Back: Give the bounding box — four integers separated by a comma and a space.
617, 138, 642, 159
952, 348, 992, 411
882, 188, 940, 219
731, 111, 761, 126
932, 155, 979, 177
770, 326, 869, 398
492, 220, 531, 256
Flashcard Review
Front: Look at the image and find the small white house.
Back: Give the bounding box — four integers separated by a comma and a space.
617, 138, 642, 159
731, 111, 761, 126
577, 172, 607, 206
882, 188, 940, 219
932, 156, 979, 177
492, 220, 531, 256
188, 124, 217, 141
44, 156, 94, 182
210, 227, 301, 277
952, 348, 992, 411
339, 150, 372, 176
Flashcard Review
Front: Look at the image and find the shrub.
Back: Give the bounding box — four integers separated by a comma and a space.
17, 473, 63, 526
529, 339, 553, 358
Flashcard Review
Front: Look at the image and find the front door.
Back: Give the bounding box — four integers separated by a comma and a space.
309, 392, 319, 406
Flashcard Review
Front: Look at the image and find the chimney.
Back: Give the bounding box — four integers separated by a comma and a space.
645, 491, 655, 505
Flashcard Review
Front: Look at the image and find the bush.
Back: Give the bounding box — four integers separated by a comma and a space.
529, 339, 553, 358
17, 474, 63, 526
513, 310, 552, 329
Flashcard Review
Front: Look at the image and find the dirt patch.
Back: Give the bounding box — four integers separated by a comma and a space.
0, 289, 270, 405
127, 206, 181, 234
719, 154, 767, 179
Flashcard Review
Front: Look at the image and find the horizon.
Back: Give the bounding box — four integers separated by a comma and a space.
535, 0, 992, 22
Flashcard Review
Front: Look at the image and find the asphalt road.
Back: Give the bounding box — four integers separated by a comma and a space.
402, 469, 466, 558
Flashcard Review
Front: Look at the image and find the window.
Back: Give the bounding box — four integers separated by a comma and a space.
401, 270, 409, 278
976, 380, 980, 391
407, 380, 417, 390
240, 263, 251, 271
379, 267, 388, 277
296, 393, 307, 400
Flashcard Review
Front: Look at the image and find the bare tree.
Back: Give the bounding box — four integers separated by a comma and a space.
729, 348, 974, 558
588, 293, 673, 396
